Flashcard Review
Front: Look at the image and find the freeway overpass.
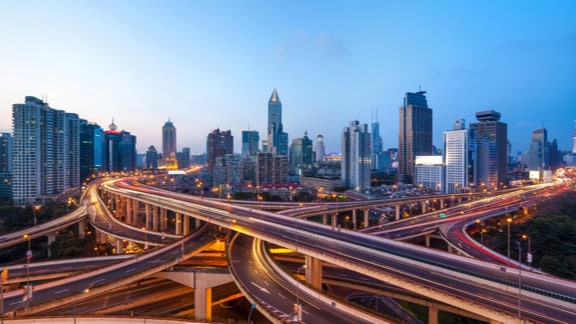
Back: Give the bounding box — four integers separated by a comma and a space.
97, 178, 576, 323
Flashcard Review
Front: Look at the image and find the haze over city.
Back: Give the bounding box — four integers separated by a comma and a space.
1, 1, 575, 154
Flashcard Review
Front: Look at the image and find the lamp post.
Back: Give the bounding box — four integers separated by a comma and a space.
73, 288, 90, 324
475, 219, 484, 247
141, 227, 148, 250
522, 234, 532, 267
294, 265, 306, 323
507, 217, 512, 265
516, 241, 523, 323
33, 205, 40, 226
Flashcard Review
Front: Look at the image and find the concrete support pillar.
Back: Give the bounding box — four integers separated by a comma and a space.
195, 217, 201, 229
304, 255, 323, 290
183, 215, 190, 235
114, 195, 121, 219
440, 199, 444, 209
363, 209, 369, 229
145, 204, 150, 230
115, 239, 122, 255
78, 220, 86, 239
125, 198, 132, 225
448, 245, 454, 253
47, 233, 56, 257
331, 213, 338, 228
195, 284, 213, 322
152, 206, 159, 231
428, 306, 439, 324
352, 209, 357, 230
425, 234, 431, 247
421, 201, 427, 214
322, 214, 328, 225
160, 208, 168, 231
395, 204, 401, 220
175, 213, 182, 235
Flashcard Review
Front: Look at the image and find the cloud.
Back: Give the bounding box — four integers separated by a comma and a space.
275, 30, 346, 60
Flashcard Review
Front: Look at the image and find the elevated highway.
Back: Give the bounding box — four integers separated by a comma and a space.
99, 178, 576, 323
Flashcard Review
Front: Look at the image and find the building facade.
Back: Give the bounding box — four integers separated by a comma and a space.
469, 110, 508, 189
103, 120, 137, 173
443, 119, 469, 193
162, 120, 178, 170
242, 130, 260, 157
0, 133, 12, 201
414, 156, 444, 191
315, 135, 325, 163
341, 121, 371, 190
79, 120, 104, 182
12, 96, 81, 206
206, 129, 233, 172
267, 89, 288, 156
398, 91, 433, 184
528, 128, 549, 171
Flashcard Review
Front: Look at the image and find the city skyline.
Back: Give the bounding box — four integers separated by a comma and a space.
1, 1, 575, 154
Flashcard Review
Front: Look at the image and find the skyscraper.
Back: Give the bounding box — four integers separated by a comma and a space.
315, 135, 325, 163
103, 120, 137, 172
572, 120, 576, 154
528, 128, 549, 171
162, 120, 178, 170
371, 114, 384, 171
242, 130, 260, 157
206, 129, 233, 172
289, 131, 313, 174
267, 89, 288, 155
146, 145, 159, 169
79, 120, 103, 182
12, 96, 80, 206
341, 121, 371, 190
0, 133, 12, 201
443, 119, 469, 193
398, 91, 433, 184
469, 110, 508, 189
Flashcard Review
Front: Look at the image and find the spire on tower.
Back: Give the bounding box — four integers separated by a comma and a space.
269, 88, 280, 103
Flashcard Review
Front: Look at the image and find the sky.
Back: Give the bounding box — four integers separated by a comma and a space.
1, 1, 575, 155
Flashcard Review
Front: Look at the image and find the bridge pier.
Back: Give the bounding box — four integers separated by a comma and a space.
175, 213, 182, 235
78, 220, 87, 239
428, 305, 439, 324
395, 203, 401, 220
421, 201, 427, 214
352, 209, 357, 230
331, 213, 338, 228
305, 255, 322, 290
322, 214, 328, 225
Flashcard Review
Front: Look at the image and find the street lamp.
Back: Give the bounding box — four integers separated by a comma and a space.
475, 219, 484, 247
73, 288, 90, 324
507, 217, 513, 265
516, 241, 523, 323
141, 227, 148, 250
33, 205, 40, 226
522, 234, 532, 267
294, 265, 306, 323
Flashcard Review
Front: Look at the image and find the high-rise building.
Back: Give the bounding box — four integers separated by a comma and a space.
289, 131, 313, 174
341, 121, 371, 190
206, 129, 233, 172
177, 147, 191, 169
103, 120, 137, 172
528, 128, 549, 171
256, 152, 287, 185
371, 114, 384, 171
572, 120, 576, 154
146, 145, 159, 169
398, 91, 433, 184
443, 119, 469, 193
242, 130, 260, 157
469, 110, 508, 189
315, 135, 325, 163
79, 120, 104, 183
414, 156, 444, 191
162, 120, 178, 170
12, 96, 80, 206
0, 133, 12, 201
267, 89, 288, 155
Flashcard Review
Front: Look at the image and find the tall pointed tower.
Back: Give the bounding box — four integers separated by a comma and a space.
267, 89, 288, 155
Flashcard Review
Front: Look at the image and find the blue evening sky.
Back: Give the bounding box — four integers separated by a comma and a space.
1, 1, 575, 154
